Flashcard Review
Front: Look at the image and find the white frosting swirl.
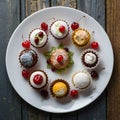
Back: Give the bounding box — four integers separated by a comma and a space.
29, 29, 47, 47
51, 21, 69, 38
30, 71, 47, 88
84, 53, 96, 64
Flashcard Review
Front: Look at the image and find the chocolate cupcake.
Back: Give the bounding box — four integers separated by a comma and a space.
29, 70, 48, 89
72, 70, 92, 90
50, 79, 70, 99
19, 49, 38, 68
81, 49, 99, 69
29, 28, 48, 48
50, 20, 69, 39
72, 28, 91, 47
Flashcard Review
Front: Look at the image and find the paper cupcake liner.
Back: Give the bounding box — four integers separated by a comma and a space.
81, 48, 100, 70
71, 28, 91, 48
29, 70, 48, 90
50, 19, 70, 40
72, 70, 92, 91
19, 49, 38, 68
29, 28, 48, 48
49, 79, 70, 99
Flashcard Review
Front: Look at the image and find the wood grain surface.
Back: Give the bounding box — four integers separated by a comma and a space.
0, 0, 117, 120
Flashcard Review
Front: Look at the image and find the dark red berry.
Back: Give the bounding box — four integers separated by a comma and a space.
51, 67, 56, 72
22, 69, 29, 79
91, 41, 99, 49
22, 40, 30, 49
71, 90, 78, 98
71, 22, 79, 30
91, 71, 98, 78
64, 47, 69, 52
47, 59, 51, 64
33, 74, 43, 85
40, 90, 49, 98
57, 55, 63, 63
38, 32, 44, 37
41, 22, 48, 31
59, 25, 65, 33
34, 38, 39, 45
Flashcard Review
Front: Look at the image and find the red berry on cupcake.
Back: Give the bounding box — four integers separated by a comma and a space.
22, 40, 30, 49
71, 22, 79, 30
33, 74, 43, 85
71, 90, 78, 98
57, 55, 63, 63
59, 25, 65, 33
91, 41, 99, 49
22, 69, 29, 79
38, 31, 44, 37
41, 22, 48, 31
34, 38, 39, 45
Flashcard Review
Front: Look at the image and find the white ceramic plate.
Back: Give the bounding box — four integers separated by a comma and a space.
6, 6, 114, 113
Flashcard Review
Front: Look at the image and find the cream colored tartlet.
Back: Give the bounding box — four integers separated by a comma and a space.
72, 28, 91, 47
72, 70, 92, 90
50, 79, 70, 98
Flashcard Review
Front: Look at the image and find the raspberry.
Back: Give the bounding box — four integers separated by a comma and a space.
22, 69, 29, 79
59, 25, 65, 33
91, 41, 99, 49
41, 22, 48, 31
71, 22, 79, 30
71, 90, 78, 98
22, 40, 30, 49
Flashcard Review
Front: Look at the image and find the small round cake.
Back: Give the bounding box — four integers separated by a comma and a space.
50, 79, 70, 98
72, 70, 92, 90
50, 48, 69, 69
29, 28, 48, 48
19, 49, 38, 68
72, 28, 91, 47
50, 20, 69, 39
81, 49, 99, 69
29, 70, 48, 89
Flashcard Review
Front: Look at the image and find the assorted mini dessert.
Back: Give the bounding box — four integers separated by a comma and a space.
29, 70, 48, 89
19, 49, 38, 68
50, 20, 69, 39
29, 28, 48, 48
72, 70, 92, 90
81, 48, 99, 69
50, 79, 70, 98
44, 44, 74, 73
72, 28, 91, 47
18, 19, 102, 100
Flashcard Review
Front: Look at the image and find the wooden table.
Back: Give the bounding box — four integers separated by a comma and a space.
0, 0, 118, 120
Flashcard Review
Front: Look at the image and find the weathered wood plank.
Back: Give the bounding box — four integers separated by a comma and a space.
106, 0, 120, 120
77, 0, 106, 119
0, 0, 22, 120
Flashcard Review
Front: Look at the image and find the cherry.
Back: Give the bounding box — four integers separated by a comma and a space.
22, 69, 29, 79
40, 90, 49, 98
57, 55, 63, 63
34, 38, 39, 45
41, 22, 48, 31
22, 40, 30, 49
91, 41, 99, 49
59, 25, 65, 33
71, 22, 79, 30
33, 74, 43, 85
91, 71, 98, 78
38, 32, 44, 37
71, 90, 78, 98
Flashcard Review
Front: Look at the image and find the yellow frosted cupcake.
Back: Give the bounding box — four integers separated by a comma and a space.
72, 28, 91, 47
50, 79, 70, 98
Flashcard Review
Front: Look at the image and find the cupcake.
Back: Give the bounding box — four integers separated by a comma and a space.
72, 70, 92, 90
29, 28, 48, 48
72, 28, 91, 47
44, 45, 74, 73
50, 20, 69, 39
29, 70, 48, 89
81, 49, 99, 69
19, 49, 38, 68
50, 79, 70, 98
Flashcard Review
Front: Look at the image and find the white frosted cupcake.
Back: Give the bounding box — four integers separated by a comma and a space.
72, 70, 92, 90
29, 28, 48, 48
50, 20, 69, 39
29, 70, 48, 89
81, 49, 99, 70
